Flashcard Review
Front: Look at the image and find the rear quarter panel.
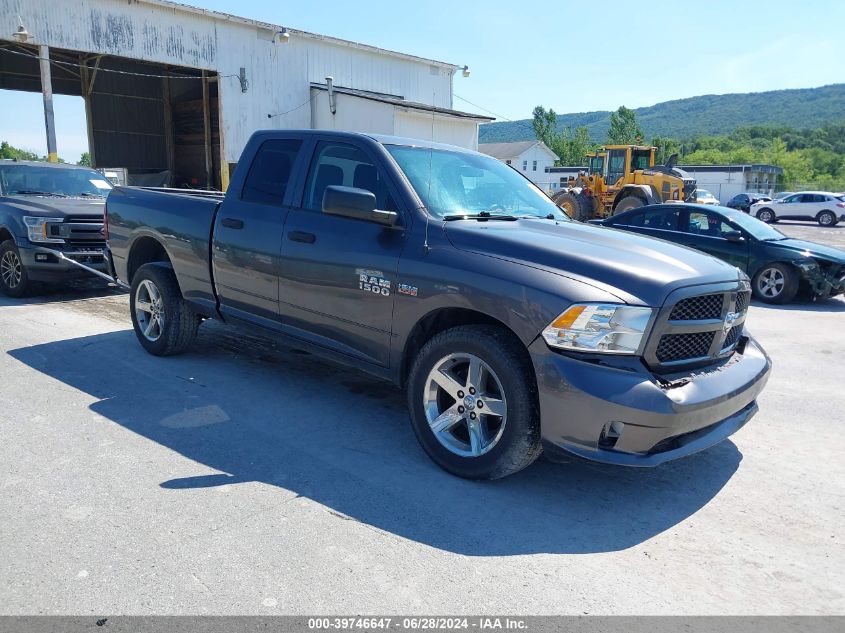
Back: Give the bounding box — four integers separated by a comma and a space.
107, 187, 222, 310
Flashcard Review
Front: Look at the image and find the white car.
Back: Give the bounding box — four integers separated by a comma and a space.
694, 188, 720, 205
750, 191, 845, 226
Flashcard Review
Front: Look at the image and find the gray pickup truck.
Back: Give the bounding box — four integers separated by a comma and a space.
0, 160, 111, 296
105, 130, 772, 479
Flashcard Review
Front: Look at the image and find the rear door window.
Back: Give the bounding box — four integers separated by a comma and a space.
241, 139, 302, 205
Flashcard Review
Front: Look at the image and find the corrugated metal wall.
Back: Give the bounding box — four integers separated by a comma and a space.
0, 0, 457, 165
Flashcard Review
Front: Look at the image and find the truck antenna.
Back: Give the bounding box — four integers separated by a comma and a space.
423, 92, 435, 255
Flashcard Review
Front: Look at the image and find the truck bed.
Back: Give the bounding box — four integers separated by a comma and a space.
107, 187, 223, 314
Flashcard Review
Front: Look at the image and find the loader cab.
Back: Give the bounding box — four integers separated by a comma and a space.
587, 153, 605, 177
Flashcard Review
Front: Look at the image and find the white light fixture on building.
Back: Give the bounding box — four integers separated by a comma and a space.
12, 16, 32, 43
274, 28, 290, 43
462, 65, 470, 78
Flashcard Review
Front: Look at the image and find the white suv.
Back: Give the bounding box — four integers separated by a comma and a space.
750, 191, 845, 226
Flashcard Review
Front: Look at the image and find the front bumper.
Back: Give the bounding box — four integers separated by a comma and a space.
530, 334, 771, 467
18, 241, 107, 282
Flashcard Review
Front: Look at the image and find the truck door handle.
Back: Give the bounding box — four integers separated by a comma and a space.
288, 231, 316, 244
221, 218, 244, 229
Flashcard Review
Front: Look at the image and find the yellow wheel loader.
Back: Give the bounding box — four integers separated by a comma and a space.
552, 145, 697, 221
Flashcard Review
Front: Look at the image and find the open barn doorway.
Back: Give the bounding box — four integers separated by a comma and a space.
0, 43, 223, 190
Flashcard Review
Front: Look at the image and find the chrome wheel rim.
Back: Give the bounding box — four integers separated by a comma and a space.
424, 353, 507, 457
135, 279, 165, 341
758, 268, 785, 298
0, 250, 22, 288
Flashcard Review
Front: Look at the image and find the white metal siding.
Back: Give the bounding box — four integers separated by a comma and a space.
1, 0, 458, 162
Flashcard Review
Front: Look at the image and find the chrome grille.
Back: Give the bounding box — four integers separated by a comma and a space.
735, 290, 751, 313
656, 331, 715, 363
669, 293, 723, 320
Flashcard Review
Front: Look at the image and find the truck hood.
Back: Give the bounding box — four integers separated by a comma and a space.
1, 195, 105, 218
769, 238, 845, 264
444, 219, 743, 306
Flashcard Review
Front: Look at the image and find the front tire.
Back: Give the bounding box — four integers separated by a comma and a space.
614, 195, 645, 214
130, 263, 200, 356
406, 325, 542, 479
0, 240, 29, 298
756, 208, 775, 223
752, 262, 799, 304
817, 210, 837, 226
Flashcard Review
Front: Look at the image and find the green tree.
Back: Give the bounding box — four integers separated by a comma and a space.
0, 141, 39, 161
532, 106, 595, 166
532, 106, 558, 149
78, 152, 92, 166
606, 106, 644, 145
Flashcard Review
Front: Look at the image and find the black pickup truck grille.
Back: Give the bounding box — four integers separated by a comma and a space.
49, 216, 105, 247
645, 282, 751, 369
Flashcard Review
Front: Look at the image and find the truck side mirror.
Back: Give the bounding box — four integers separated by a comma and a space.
322, 185, 398, 227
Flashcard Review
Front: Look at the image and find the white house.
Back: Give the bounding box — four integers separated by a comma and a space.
478, 141, 559, 190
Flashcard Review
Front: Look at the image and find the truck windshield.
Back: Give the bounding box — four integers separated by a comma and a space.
0, 164, 113, 198
386, 145, 569, 221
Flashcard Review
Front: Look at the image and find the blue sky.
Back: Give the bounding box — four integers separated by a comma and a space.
2, 0, 844, 161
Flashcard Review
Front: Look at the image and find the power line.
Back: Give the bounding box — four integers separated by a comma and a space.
0, 46, 238, 80
453, 93, 512, 122
267, 94, 316, 119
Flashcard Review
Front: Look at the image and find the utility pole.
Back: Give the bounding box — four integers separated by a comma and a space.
38, 44, 58, 163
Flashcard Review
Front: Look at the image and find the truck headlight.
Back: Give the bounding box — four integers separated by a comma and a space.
542, 303, 655, 354
23, 216, 64, 243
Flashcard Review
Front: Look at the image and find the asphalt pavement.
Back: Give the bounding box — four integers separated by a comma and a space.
0, 225, 843, 615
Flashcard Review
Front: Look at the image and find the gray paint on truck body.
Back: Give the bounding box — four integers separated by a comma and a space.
106, 130, 772, 465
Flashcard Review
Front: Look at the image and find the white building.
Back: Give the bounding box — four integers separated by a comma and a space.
478, 141, 558, 190
678, 164, 784, 204
0, 0, 491, 189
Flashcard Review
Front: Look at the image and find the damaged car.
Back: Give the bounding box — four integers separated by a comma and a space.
595, 203, 845, 303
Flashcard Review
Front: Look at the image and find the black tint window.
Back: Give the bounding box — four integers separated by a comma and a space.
639, 208, 680, 230
620, 212, 644, 226
241, 139, 302, 205
304, 141, 393, 211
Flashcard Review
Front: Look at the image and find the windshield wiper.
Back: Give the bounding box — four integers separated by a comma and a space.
77, 192, 106, 198
9, 190, 69, 197
443, 211, 518, 221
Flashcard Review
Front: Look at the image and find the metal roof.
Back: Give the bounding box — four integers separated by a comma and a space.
310, 84, 494, 121
679, 164, 784, 174
137, 0, 462, 70
478, 141, 558, 160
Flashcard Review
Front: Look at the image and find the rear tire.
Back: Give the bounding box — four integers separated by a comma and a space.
0, 240, 29, 298
752, 262, 799, 304
817, 210, 837, 226
406, 325, 542, 480
614, 195, 645, 214
756, 208, 775, 223
130, 263, 200, 356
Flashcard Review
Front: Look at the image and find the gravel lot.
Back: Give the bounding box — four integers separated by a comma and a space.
0, 222, 843, 615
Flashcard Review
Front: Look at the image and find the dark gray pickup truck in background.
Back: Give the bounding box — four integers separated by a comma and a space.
105, 130, 772, 479
0, 160, 112, 296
